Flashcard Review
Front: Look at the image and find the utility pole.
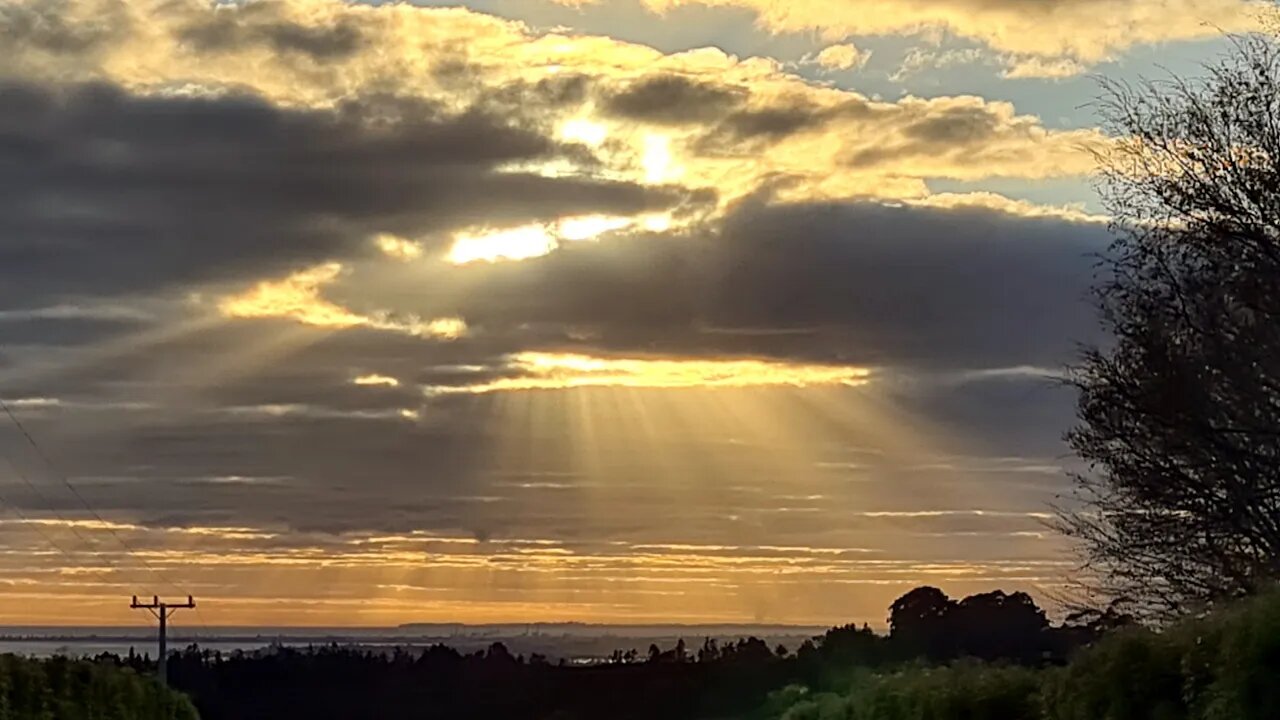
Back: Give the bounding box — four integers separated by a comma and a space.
130, 595, 195, 687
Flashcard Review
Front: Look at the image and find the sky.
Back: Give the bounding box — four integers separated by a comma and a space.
0, 0, 1266, 627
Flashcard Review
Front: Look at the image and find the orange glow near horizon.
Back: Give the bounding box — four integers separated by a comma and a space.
0, 376, 1068, 627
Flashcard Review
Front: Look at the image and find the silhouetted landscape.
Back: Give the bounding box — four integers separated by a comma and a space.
96, 587, 1126, 720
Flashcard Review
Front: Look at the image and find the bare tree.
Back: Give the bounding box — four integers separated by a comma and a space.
1061, 34, 1280, 619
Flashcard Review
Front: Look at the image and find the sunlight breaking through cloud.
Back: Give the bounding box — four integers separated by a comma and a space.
218, 263, 366, 328
218, 264, 468, 339
353, 374, 401, 387
373, 233, 424, 261
0, 0, 1109, 626
429, 352, 873, 393
446, 214, 669, 264
447, 225, 559, 264
558, 117, 609, 147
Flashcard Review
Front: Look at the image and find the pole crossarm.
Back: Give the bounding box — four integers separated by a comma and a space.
130, 595, 195, 609
129, 595, 196, 687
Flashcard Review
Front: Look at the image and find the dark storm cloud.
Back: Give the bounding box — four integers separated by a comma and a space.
888, 372, 1080, 457
0, 315, 149, 348
701, 201, 1103, 367
0, 402, 501, 534
0, 318, 507, 409
601, 74, 746, 124
0, 181, 1102, 539
0, 79, 687, 309
401, 199, 1107, 370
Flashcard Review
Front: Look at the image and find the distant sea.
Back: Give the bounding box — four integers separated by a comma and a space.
0, 624, 830, 663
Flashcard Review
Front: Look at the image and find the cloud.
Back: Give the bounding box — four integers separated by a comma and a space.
177, 8, 367, 59
809, 43, 872, 71
353, 374, 400, 387
0, 0, 1106, 215
427, 352, 872, 393
0, 0, 125, 55
890, 47, 987, 82
391, 200, 1107, 372
372, 234, 423, 262
601, 74, 746, 124
0, 78, 684, 309
444, 214, 668, 264
0, 0, 1107, 623
217, 262, 469, 339
612, 0, 1263, 73
218, 263, 368, 330
1001, 56, 1089, 80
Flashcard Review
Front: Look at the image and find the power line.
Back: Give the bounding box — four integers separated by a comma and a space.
0, 454, 101, 573
0, 397, 213, 636
0, 397, 186, 596
0, 446, 153, 589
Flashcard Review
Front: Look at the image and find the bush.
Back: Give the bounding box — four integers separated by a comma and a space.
0, 655, 197, 720
769, 664, 1041, 720
1040, 627, 1185, 720
761, 590, 1280, 720
847, 663, 1041, 720
1045, 590, 1280, 720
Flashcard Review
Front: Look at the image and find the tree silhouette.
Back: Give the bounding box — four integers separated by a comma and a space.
1061, 34, 1280, 618
952, 590, 1048, 662
118, 585, 1105, 720
889, 586, 956, 658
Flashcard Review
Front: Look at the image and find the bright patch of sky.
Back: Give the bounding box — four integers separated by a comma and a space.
398, 0, 1243, 211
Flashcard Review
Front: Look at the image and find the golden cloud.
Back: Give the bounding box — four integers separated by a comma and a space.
812, 43, 871, 71
622, 0, 1263, 74
429, 352, 872, 393
910, 192, 1108, 223
372, 233, 423, 262
353, 374, 400, 387
445, 214, 670, 264
218, 263, 468, 340
5, 0, 1109, 212
0, 517, 1068, 624
218, 263, 366, 329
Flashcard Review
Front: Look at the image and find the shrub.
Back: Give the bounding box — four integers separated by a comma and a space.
0, 655, 196, 720
761, 590, 1280, 720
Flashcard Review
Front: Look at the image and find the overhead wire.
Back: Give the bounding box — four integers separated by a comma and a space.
0, 397, 183, 593
0, 449, 174, 624
0, 397, 211, 634
0, 453, 103, 576
0, 442, 152, 589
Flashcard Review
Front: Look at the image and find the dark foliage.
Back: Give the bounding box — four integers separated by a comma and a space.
1062, 33, 1280, 618
0, 654, 195, 719
765, 588, 1280, 720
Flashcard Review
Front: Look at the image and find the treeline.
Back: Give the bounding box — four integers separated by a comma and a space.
764, 587, 1280, 720
0, 654, 195, 720
94, 587, 1111, 720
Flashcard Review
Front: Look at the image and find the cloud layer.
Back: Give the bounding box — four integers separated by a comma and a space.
0, 0, 1111, 624
603, 0, 1263, 75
